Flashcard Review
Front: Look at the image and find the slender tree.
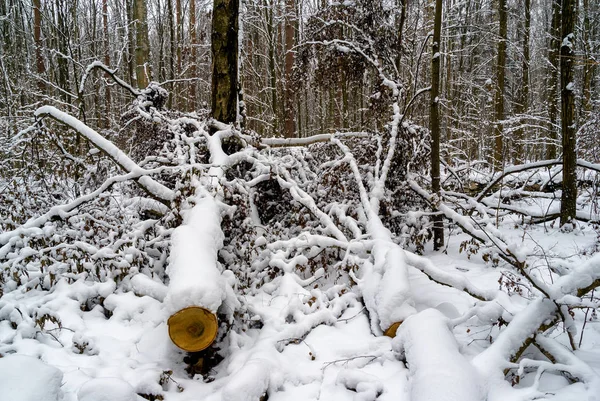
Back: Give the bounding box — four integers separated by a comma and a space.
33, 0, 44, 92
492, 0, 507, 169
546, 0, 561, 160
102, 0, 111, 127
514, 0, 530, 164
560, 0, 577, 226
430, 0, 444, 250
283, 0, 296, 138
190, 0, 197, 110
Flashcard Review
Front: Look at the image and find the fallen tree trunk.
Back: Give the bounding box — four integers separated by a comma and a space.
394, 309, 483, 401
164, 195, 228, 352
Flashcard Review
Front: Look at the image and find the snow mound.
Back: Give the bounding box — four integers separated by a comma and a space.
0, 354, 63, 401
77, 378, 137, 401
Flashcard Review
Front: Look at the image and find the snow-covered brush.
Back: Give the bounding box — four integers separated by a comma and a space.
2, 62, 600, 401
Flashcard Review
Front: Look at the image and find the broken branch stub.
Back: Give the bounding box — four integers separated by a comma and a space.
168, 306, 218, 352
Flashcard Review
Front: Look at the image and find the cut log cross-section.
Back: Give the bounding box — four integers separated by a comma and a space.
384, 321, 402, 338
168, 306, 218, 352
164, 195, 229, 352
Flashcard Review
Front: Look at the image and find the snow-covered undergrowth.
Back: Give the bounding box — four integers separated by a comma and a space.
2, 91, 600, 401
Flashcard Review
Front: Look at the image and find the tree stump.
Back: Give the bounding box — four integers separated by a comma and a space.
167, 306, 218, 352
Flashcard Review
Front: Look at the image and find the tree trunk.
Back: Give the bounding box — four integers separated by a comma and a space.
430, 0, 444, 250
283, 0, 296, 138
492, 0, 507, 170
580, 0, 594, 118
33, 0, 44, 92
211, 0, 239, 124
167, 0, 176, 108
102, 0, 111, 127
126, 0, 136, 86
189, 0, 197, 110
514, 0, 530, 164
546, 0, 561, 160
560, 0, 577, 226
396, 0, 408, 75
266, 0, 278, 135
133, 0, 151, 89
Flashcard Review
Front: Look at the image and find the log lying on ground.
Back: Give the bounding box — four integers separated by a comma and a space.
164, 195, 228, 352
393, 309, 483, 401
359, 241, 417, 337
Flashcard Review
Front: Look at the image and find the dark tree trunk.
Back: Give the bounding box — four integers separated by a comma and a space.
546, 0, 561, 160
514, 0, 530, 164
431, 0, 444, 250
283, 0, 296, 138
492, 0, 507, 169
211, 0, 239, 124
189, 0, 197, 110
33, 0, 44, 92
560, 0, 577, 226
102, 0, 111, 127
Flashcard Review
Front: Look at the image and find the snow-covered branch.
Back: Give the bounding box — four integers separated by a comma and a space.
34, 106, 174, 205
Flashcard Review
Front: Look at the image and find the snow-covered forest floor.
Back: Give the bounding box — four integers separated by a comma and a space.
2, 88, 600, 401
2, 222, 600, 401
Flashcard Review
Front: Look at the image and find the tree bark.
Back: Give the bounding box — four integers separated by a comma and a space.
581, 0, 594, 118
492, 0, 507, 170
133, 0, 151, 88
546, 0, 561, 160
102, 0, 111, 127
189, 0, 197, 110
560, 0, 577, 226
283, 0, 296, 138
167, 0, 176, 108
430, 0, 444, 250
211, 0, 239, 124
33, 0, 44, 92
514, 0, 530, 164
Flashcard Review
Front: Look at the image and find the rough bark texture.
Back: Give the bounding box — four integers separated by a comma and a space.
546, 0, 561, 160
211, 0, 239, 124
581, 0, 595, 117
396, 0, 408, 73
33, 0, 44, 92
189, 0, 197, 110
167, 0, 176, 108
514, 0, 530, 164
560, 0, 577, 226
126, 0, 135, 85
133, 0, 151, 88
492, 0, 507, 169
430, 0, 444, 250
283, 0, 296, 138
102, 0, 111, 127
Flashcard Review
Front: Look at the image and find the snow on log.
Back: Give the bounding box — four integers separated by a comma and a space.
359, 242, 417, 336
393, 309, 483, 401
164, 195, 228, 352
332, 138, 417, 336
